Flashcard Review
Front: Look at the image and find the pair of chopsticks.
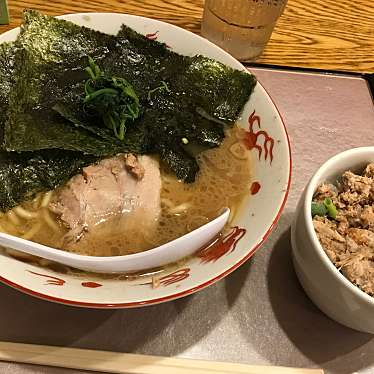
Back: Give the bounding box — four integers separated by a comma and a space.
0, 341, 323, 374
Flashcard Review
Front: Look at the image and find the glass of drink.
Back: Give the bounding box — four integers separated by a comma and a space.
201, 0, 287, 61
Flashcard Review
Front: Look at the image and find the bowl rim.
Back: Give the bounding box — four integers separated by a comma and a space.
303, 146, 374, 305
0, 12, 292, 308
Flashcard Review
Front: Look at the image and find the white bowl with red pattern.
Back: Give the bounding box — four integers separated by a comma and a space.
0, 13, 291, 308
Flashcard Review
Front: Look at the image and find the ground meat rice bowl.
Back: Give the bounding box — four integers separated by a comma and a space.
312, 163, 374, 296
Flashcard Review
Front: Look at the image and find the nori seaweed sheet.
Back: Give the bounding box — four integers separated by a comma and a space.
0, 42, 16, 128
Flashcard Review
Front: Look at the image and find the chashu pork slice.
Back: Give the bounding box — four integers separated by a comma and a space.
50, 154, 161, 255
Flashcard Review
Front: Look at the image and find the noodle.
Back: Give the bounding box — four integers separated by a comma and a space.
40, 191, 53, 208
32, 194, 41, 209
6, 211, 21, 225
169, 202, 192, 214
42, 209, 60, 231
13, 206, 39, 219
22, 223, 42, 240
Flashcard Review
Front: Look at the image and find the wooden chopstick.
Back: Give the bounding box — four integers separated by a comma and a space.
0, 342, 323, 374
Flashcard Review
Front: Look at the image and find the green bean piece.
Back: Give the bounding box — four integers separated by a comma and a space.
323, 198, 337, 220
311, 202, 328, 217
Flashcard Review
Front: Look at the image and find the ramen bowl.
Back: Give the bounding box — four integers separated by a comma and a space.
0, 13, 291, 308
291, 147, 374, 333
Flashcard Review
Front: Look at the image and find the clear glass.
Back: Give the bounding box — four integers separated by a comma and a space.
201, 0, 287, 61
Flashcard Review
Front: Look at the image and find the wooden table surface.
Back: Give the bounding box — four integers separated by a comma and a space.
1, 0, 373, 73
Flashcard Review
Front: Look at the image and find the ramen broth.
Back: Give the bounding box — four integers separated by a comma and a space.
0, 126, 251, 258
